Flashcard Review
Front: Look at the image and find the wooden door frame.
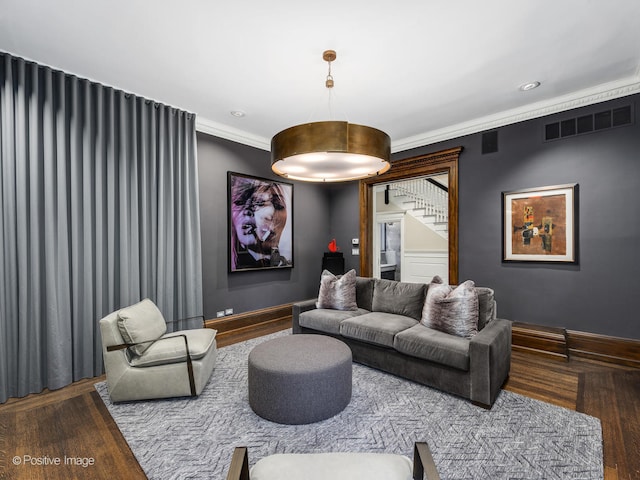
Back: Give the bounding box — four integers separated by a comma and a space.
359, 146, 462, 284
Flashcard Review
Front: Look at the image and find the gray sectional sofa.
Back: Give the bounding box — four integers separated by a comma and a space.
292, 276, 511, 408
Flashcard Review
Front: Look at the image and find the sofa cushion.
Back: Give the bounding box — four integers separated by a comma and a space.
129, 328, 217, 367
476, 287, 496, 330
372, 279, 427, 321
394, 324, 470, 371
117, 298, 167, 355
355, 276, 375, 311
299, 308, 370, 335
340, 311, 418, 347
421, 280, 479, 339
316, 269, 358, 311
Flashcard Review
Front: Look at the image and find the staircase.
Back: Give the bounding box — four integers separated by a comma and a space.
388, 178, 448, 238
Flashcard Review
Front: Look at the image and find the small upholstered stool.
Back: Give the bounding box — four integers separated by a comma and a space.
248, 334, 352, 424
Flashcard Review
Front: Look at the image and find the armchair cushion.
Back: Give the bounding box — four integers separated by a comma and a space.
117, 298, 167, 355
250, 452, 413, 480
129, 328, 217, 367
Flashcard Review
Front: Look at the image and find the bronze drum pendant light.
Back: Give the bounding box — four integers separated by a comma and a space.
271, 50, 391, 182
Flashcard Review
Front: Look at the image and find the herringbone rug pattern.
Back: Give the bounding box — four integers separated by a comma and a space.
96, 330, 602, 479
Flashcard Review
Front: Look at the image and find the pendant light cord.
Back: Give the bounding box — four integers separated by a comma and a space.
306, 50, 349, 124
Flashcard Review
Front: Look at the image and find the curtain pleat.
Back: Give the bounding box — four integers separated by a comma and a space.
0, 53, 203, 403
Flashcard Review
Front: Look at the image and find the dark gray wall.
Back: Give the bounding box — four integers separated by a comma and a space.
200, 94, 640, 340
197, 133, 329, 319
325, 184, 362, 274
383, 94, 639, 340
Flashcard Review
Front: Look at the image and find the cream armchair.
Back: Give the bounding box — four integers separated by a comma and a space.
226, 442, 440, 480
99, 299, 217, 402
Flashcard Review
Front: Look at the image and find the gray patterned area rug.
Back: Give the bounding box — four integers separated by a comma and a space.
95, 330, 603, 480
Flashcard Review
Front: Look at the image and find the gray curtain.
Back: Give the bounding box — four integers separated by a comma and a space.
0, 52, 203, 403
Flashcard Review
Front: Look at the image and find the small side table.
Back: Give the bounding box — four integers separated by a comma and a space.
321, 252, 345, 275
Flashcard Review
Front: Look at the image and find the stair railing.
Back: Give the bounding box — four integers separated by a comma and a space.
392, 178, 448, 224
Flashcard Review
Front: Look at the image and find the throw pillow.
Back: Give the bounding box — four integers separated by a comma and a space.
316, 269, 358, 311
421, 280, 479, 338
117, 298, 168, 356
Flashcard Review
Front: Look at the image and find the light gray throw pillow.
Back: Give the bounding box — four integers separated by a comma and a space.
316, 269, 358, 311
421, 279, 479, 338
117, 298, 167, 355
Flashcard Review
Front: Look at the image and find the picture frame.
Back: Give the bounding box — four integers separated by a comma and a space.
502, 183, 578, 263
228, 172, 294, 272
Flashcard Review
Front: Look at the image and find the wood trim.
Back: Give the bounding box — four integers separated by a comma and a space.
204, 303, 293, 344
512, 321, 640, 367
359, 146, 462, 283
204, 303, 640, 369
567, 330, 640, 368
511, 321, 569, 361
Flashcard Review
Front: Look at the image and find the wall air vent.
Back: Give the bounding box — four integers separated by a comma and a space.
544, 104, 633, 142
481, 130, 498, 154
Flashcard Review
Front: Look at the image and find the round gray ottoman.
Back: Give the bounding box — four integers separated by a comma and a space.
248, 334, 352, 424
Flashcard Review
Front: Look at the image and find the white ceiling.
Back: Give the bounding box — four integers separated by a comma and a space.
2, 1, 640, 153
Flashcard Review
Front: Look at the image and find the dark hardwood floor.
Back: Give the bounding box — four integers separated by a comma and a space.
1, 323, 638, 480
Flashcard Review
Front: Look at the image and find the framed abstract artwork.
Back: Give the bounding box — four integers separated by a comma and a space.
502, 183, 578, 263
228, 172, 294, 272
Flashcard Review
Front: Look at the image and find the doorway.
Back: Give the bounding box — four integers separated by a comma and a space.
359, 147, 462, 284
373, 213, 404, 280
372, 174, 449, 283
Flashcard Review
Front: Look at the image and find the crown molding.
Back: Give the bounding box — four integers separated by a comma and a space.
391, 75, 640, 153
196, 117, 271, 151
196, 76, 640, 155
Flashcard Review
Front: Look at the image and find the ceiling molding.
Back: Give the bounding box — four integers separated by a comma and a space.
391, 75, 640, 153
197, 75, 640, 155
196, 117, 271, 151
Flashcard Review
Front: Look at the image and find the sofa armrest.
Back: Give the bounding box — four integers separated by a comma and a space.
292, 298, 318, 334
468, 318, 512, 408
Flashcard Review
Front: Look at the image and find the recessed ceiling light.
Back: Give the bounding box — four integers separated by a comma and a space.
519, 81, 541, 91
230, 110, 245, 117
